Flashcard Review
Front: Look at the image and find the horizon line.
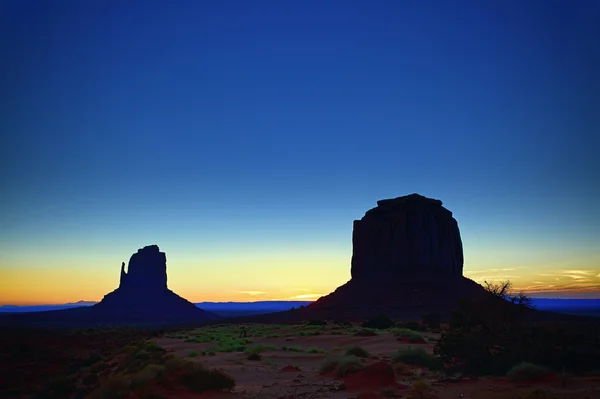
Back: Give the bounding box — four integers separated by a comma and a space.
3, 296, 600, 307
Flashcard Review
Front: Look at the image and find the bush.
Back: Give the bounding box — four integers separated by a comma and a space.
307, 319, 327, 326
345, 345, 370, 358
506, 362, 551, 382
281, 346, 303, 352
396, 321, 422, 331
408, 379, 432, 398
307, 347, 326, 354
246, 352, 261, 361
408, 335, 427, 343
86, 375, 130, 399
354, 329, 378, 337
244, 345, 276, 355
390, 328, 423, 342
131, 364, 167, 389
362, 314, 394, 329
393, 348, 442, 370
319, 355, 364, 377
177, 361, 235, 392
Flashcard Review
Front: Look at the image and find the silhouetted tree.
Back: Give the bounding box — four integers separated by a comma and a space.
484, 280, 534, 309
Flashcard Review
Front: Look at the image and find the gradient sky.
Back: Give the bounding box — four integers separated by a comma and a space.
2, 1, 599, 305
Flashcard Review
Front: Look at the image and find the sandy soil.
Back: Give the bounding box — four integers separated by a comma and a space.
154, 325, 600, 399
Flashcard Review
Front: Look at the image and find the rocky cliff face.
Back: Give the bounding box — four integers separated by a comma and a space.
351, 193, 464, 282
119, 245, 168, 290
290, 193, 479, 320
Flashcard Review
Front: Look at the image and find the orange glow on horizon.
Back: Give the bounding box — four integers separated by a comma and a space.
2, 250, 599, 305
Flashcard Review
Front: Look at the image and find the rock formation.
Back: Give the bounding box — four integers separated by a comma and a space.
91, 245, 219, 324
119, 245, 168, 291
303, 193, 479, 318
231, 193, 488, 323
351, 193, 464, 281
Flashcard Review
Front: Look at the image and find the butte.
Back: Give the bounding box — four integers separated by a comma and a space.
1, 245, 219, 327
91, 244, 219, 323
231, 193, 520, 322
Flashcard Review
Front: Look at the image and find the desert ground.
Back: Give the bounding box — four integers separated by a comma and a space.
3, 321, 600, 399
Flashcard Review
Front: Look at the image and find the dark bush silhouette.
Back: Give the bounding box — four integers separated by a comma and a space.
362, 314, 394, 329
393, 347, 442, 370
434, 291, 600, 376
345, 345, 370, 358
396, 320, 423, 331
483, 280, 534, 308
319, 355, 364, 377
354, 328, 378, 337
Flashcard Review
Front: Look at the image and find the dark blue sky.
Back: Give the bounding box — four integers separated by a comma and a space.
2, 0, 599, 303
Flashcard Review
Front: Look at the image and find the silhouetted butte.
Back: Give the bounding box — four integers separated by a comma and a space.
92, 245, 219, 323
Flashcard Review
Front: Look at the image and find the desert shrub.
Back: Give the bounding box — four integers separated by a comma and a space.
354, 328, 378, 337
281, 346, 304, 352
246, 352, 261, 360
345, 345, 370, 358
164, 355, 188, 372
409, 335, 427, 343
434, 295, 600, 376
408, 379, 432, 399
162, 356, 234, 391
86, 375, 130, 399
131, 364, 167, 389
119, 340, 168, 373
396, 321, 423, 331
390, 327, 422, 341
307, 319, 327, 326
506, 362, 551, 382
319, 355, 364, 377
362, 314, 394, 329
307, 347, 326, 354
298, 329, 321, 336
393, 348, 442, 370
244, 344, 276, 354
188, 351, 198, 358
178, 361, 235, 392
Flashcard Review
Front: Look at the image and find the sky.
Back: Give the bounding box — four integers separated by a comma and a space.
1, 0, 599, 305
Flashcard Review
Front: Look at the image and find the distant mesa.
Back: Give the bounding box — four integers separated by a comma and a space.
92, 245, 219, 323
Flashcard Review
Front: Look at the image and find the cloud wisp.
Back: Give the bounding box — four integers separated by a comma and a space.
238, 291, 267, 296
289, 293, 323, 299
